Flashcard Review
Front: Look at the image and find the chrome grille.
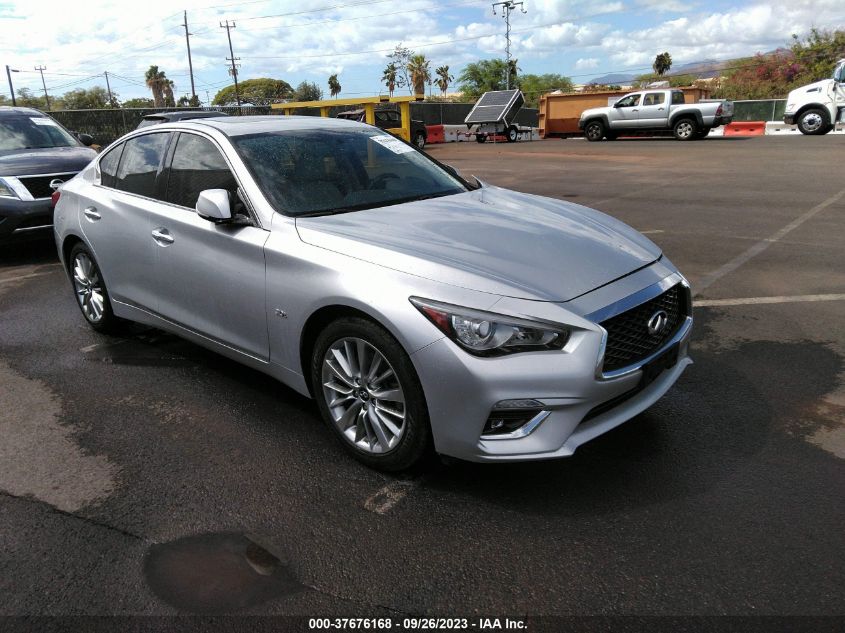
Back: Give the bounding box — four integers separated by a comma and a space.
600, 283, 688, 372
18, 173, 76, 199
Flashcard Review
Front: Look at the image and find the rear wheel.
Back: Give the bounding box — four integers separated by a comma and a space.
413, 131, 426, 149
475, 134, 487, 143
68, 243, 122, 334
673, 118, 697, 141
584, 120, 605, 142
506, 126, 519, 142
312, 317, 431, 472
796, 108, 831, 135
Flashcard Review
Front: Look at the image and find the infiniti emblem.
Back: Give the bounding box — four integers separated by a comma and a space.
647, 310, 668, 335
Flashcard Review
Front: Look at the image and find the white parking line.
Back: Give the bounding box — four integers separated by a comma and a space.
695, 187, 845, 294
695, 293, 845, 307
364, 480, 418, 514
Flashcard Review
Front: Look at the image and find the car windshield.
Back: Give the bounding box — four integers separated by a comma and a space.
0, 115, 79, 151
232, 128, 468, 216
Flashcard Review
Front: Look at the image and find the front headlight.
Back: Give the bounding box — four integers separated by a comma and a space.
410, 297, 569, 356
0, 177, 20, 199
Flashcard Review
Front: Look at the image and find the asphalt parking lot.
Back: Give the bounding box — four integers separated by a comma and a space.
1, 136, 843, 626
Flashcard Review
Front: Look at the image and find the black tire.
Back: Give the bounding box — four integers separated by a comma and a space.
673, 117, 698, 141
584, 120, 605, 142
506, 126, 518, 142
311, 317, 431, 472
475, 134, 486, 143
796, 108, 831, 135
68, 243, 123, 334
413, 131, 426, 149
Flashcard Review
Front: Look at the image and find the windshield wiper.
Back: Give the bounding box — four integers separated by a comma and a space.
295, 190, 460, 218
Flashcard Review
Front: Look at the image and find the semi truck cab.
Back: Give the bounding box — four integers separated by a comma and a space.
784, 59, 845, 135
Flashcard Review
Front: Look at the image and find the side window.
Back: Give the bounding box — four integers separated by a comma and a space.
115, 133, 169, 197
165, 133, 238, 210
99, 143, 123, 188
617, 94, 641, 108
672, 91, 686, 105
643, 93, 665, 106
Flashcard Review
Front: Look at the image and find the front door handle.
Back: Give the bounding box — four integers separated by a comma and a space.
658, 107, 665, 111
151, 227, 174, 246
83, 206, 101, 221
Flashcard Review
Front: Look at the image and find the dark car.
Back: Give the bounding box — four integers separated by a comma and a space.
336, 108, 428, 149
136, 110, 229, 129
0, 107, 97, 242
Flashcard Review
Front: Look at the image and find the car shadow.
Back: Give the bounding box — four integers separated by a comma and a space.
0, 235, 59, 269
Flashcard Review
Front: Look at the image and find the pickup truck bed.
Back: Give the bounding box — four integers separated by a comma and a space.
578, 89, 733, 141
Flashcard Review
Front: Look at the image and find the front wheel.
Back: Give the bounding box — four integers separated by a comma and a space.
413, 131, 426, 149
796, 108, 831, 135
68, 243, 122, 334
475, 134, 487, 143
312, 317, 431, 472
584, 120, 605, 142
673, 118, 697, 141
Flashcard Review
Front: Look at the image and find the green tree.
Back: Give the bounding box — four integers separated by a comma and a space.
382, 62, 398, 96
122, 97, 155, 108
292, 81, 323, 101
517, 73, 573, 107
388, 43, 413, 93
144, 65, 171, 107
434, 65, 453, 96
15, 87, 48, 109
633, 72, 696, 88
790, 28, 845, 81
653, 52, 673, 76
407, 54, 431, 95
458, 59, 519, 99
328, 73, 341, 98
212, 78, 293, 106
61, 87, 113, 109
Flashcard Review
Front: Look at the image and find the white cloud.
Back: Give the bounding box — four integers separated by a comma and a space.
575, 57, 600, 70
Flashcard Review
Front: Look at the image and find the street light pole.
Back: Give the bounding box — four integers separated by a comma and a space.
6, 65, 19, 106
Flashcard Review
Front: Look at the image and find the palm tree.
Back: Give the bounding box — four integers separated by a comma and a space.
162, 79, 175, 107
144, 65, 167, 107
653, 52, 673, 77
382, 63, 398, 97
328, 73, 341, 98
407, 54, 431, 96
435, 65, 453, 96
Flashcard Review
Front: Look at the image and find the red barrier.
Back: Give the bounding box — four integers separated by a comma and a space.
724, 121, 765, 137
425, 124, 445, 144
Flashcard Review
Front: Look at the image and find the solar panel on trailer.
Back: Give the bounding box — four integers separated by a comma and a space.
464, 89, 521, 124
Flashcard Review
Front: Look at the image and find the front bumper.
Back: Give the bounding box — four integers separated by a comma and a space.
0, 197, 54, 241
411, 271, 692, 462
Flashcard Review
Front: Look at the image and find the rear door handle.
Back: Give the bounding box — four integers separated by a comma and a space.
151, 227, 174, 246
83, 206, 101, 221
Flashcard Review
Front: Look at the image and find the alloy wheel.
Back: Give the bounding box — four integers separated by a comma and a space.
585, 123, 603, 141
321, 337, 406, 454
676, 121, 694, 139
72, 252, 105, 323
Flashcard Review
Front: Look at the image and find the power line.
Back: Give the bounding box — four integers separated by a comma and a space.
183, 10, 197, 102
34, 65, 50, 109
220, 20, 241, 106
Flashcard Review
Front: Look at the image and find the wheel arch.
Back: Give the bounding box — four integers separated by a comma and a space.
669, 111, 704, 128
61, 234, 86, 275
794, 103, 830, 122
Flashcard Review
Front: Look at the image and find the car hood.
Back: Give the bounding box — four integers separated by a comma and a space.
0, 146, 97, 177
580, 106, 608, 119
295, 187, 661, 302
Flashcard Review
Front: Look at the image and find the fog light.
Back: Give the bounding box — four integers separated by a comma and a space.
482, 399, 545, 437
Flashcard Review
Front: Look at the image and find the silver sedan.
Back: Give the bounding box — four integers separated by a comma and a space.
54, 116, 692, 471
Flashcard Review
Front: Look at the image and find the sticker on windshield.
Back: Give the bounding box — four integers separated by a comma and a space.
31, 117, 58, 126
370, 134, 415, 155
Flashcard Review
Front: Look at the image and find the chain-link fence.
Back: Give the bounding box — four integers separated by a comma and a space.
731, 99, 787, 122
48, 106, 271, 146
47, 103, 540, 147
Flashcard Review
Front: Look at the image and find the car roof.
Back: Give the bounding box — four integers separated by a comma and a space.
0, 106, 48, 117
170, 115, 369, 136
142, 111, 228, 121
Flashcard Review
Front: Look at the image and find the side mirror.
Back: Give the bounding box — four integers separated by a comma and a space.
443, 163, 460, 178
77, 133, 94, 146
196, 189, 233, 223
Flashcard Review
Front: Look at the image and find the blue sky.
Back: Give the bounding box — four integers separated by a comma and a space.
1, 0, 844, 103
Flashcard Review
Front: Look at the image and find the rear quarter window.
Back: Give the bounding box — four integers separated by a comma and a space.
98, 143, 123, 188
115, 133, 170, 198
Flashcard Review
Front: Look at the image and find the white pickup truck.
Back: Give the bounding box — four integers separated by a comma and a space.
783, 58, 845, 135
578, 89, 734, 141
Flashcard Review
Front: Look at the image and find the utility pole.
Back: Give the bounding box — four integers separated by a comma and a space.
183, 10, 197, 104
220, 20, 241, 107
492, 1, 526, 90
104, 71, 114, 107
5, 65, 19, 106
35, 65, 50, 110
